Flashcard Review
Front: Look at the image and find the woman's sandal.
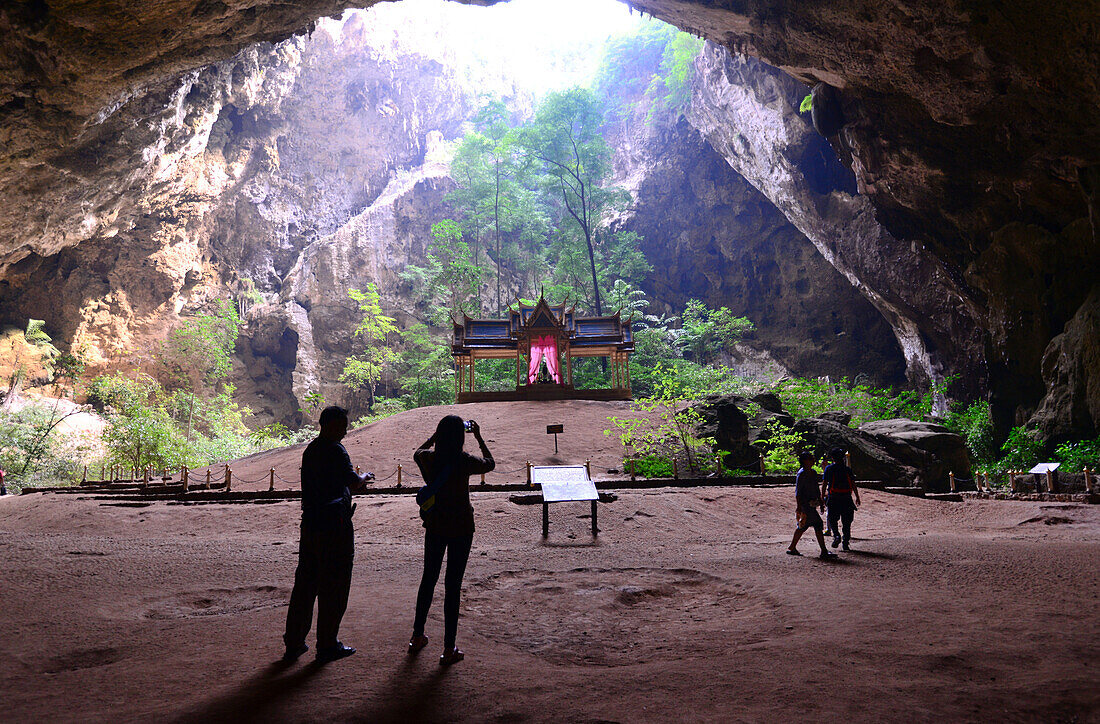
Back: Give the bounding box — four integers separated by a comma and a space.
408, 635, 429, 655
786, 548, 801, 556
440, 647, 464, 666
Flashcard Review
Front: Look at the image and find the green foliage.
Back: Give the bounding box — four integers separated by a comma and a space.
676, 299, 754, 364
340, 284, 399, 410
944, 400, 997, 467
629, 455, 673, 478
352, 398, 407, 427
649, 30, 704, 119
86, 371, 268, 473
755, 419, 807, 473
0, 403, 88, 491
604, 364, 716, 474
299, 391, 325, 418
1054, 437, 1100, 471
161, 298, 240, 392
474, 358, 517, 393
800, 94, 813, 113
517, 87, 648, 315
24, 319, 53, 347
410, 220, 484, 322
775, 376, 932, 427
397, 323, 453, 408
594, 21, 703, 125
993, 426, 1044, 473
51, 350, 86, 384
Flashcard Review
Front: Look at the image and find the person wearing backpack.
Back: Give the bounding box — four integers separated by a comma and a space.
409, 415, 494, 665
821, 447, 860, 551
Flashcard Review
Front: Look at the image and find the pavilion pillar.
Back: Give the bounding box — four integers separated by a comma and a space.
566, 347, 573, 387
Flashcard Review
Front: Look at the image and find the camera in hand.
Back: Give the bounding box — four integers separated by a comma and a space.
463, 419, 475, 432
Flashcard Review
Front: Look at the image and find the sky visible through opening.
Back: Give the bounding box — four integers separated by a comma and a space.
336, 0, 650, 98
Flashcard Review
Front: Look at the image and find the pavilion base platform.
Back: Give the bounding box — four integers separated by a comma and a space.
457, 386, 631, 403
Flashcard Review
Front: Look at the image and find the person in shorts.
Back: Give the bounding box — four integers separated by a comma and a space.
787, 451, 835, 559
822, 447, 860, 550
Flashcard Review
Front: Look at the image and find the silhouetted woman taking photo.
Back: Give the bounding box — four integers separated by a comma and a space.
410, 414, 494, 665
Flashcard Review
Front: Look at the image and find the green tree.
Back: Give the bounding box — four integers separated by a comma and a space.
398, 323, 453, 408
340, 284, 399, 411
160, 298, 240, 393
518, 88, 641, 315
676, 300, 754, 364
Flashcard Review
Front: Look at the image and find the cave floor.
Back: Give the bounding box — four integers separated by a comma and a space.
1, 488, 1097, 723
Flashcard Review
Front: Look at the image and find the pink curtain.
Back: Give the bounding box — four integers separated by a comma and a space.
527, 335, 561, 384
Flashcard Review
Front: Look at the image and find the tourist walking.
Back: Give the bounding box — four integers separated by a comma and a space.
787, 451, 835, 559
283, 405, 374, 664
410, 415, 494, 666
822, 447, 860, 550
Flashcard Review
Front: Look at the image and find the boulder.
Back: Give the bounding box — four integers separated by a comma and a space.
751, 393, 785, 414
817, 410, 852, 426
859, 419, 973, 484
791, 417, 920, 486
694, 394, 758, 469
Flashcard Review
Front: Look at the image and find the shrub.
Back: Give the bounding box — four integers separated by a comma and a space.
628, 455, 674, 478
944, 400, 997, 467
755, 419, 806, 473
775, 376, 931, 427
1054, 437, 1100, 471
992, 426, 1043, 473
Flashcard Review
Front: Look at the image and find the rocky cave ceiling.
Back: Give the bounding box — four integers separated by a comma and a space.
1, 0, 1098, 437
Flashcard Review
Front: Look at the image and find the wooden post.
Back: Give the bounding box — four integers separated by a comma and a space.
1084, 467, 1093, 494
949, 471, 956, 492
1009, 470, 1017, 493
845, 451, 852, 474
585, 459, 591, 480
182, 466, 189, 493
759, 452, 766, 477
224, 465, 231, 493
81, 465, 87, 485
142, 466, 148, 488
526, 461, 532, 487
269, 467, 275, 492
672, 458, 678, 480
629, 458, 636, 481
163, 467, 168, 482
1045, 468, 1054, 493
480, 472, 486, 486
100, 465, 105, 483
397, 464, 403, 488
591, 499, 598, 536
205, 469, 211, 489
542, 501, 549, 537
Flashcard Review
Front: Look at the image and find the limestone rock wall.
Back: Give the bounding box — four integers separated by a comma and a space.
612, 109, 906, 386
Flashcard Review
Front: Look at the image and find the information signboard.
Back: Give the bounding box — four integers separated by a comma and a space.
532, 465, 597, 503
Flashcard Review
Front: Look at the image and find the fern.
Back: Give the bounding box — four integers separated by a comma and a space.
25, 319, 51, 346
799, 94, 813, 114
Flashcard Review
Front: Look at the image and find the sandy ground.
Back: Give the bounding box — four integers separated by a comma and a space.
189, 400, 658, 489
1, 483, 1098, 723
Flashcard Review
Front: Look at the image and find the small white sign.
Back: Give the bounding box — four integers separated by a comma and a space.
1028, 463, 1061, 474
532, 465, 598, 503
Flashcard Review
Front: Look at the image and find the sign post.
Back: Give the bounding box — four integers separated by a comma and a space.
546, 424, 563, 453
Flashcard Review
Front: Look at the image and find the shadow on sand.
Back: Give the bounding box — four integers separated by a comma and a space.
845, 549, 896, 561
356, 655, 448, 723
172, 659, 324, 723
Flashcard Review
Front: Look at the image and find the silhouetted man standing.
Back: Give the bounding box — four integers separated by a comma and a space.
283, 405, 373, 663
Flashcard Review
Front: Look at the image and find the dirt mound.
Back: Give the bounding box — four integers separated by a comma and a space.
195, 400, 655, 490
